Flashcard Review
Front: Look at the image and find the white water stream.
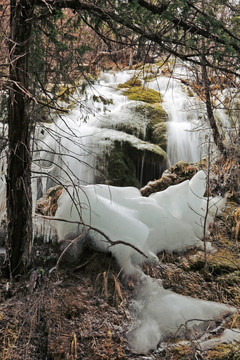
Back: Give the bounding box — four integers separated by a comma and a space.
147, 66, 208, 165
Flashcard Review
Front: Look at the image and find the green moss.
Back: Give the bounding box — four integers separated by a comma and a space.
106, 141, 140, 187
121, 86, 163, 104
151, 122, 167, 148
117, 77, 142, 89
96, 139, 167, 187
134, 103, 168, 126
208, 343, 240, 359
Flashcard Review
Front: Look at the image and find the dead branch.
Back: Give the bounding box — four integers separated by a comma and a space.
35, 215, 148, 259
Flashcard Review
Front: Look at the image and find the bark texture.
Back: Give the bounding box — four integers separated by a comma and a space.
7, 0, 34, 275
202, 63, 226, 157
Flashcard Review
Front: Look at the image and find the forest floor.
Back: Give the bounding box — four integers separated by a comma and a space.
0, 163, 240, 359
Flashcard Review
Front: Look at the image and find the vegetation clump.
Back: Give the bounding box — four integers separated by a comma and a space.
118, 76, 163, 103
117, 76, 142, 89
121, 86, 162, 103
134, 103, 168, 125
151, 122, 167, 148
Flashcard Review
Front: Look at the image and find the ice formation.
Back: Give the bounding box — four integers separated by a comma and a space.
47, 170, 235, 354
199, 328, 240, 351
54, 170, 223, 267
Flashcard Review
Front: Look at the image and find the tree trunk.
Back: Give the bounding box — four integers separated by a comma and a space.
7, 0, 34, 275
202, 62, 226, 157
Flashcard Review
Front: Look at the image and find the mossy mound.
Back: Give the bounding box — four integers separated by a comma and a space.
118, 75, 162, 104
121, 86, 162, 103
134, 103, 168, 126
96, 139, 168, 187
117, 77, 142, 89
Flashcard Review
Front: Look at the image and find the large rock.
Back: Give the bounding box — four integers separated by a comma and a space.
94, 84, 169, 187
95, 134, 168, 187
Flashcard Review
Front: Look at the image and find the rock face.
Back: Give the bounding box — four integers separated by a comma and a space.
96, 136, 168, 187
95, 76, 169, 187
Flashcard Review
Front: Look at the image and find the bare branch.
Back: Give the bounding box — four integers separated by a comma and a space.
35, 215, 148, 258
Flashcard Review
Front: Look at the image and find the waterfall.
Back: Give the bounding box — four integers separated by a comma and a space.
33, 70, 137, 191
148, 75, 207, 165
33, 68, 208, 195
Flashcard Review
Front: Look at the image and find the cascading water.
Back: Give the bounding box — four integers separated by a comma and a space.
32, 68, 169, 199
34, 67, 208, 194
163, 80, 206, 165
148, 72, 207, 165
32, 71, 136, 194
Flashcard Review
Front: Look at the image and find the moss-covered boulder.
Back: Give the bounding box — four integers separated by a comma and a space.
134, 103, 168, 125
117, 77, 168, 152
104, 141, 140, 187
118, 75, 163, 103
121, 86, 162, 103
133, 103, 168, 148
95, 136, 168, 187
107, 102, 168, 148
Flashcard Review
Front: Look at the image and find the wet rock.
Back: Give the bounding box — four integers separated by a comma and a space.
35, 185, 63, 216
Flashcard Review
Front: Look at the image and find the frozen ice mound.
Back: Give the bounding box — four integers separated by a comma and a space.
50, 170, 235, 354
